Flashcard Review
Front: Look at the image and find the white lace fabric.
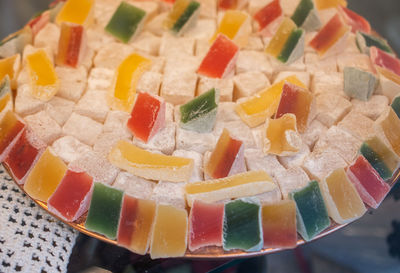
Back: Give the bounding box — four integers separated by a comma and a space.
0, 165, 78, 273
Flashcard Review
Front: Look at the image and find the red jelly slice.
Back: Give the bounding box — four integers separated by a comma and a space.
127, 92, 165, 143
309, 14, 348, 55
189, 200, 224, 251
118, 195, 138, 247
48, 169, 94, 222
338, 6, 370, 34
197, 34, 239, 79
254, 0, 282, 32
57, 23, 85, 68
219, 0, 237, 10
0, 111, 25, 161
4, 129, 44, 184
370, 46, 400, 77
347, 155, 390, 209
27, 11, 50, 36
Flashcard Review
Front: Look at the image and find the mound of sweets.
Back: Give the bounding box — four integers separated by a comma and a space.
0, 0, 400, 259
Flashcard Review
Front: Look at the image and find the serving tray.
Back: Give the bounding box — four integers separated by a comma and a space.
6, 164, 399, 259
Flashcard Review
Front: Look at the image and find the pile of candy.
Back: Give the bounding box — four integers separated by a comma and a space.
0, 0, 400, 259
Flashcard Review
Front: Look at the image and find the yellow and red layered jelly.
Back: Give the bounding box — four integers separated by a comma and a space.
309, 14, 349, 56
235, 75, 306, 127
0, 111, 25, 161
24, 147, 67, 202
253, 0, 282, 36
197, 34, 239, 79
189, 200, 224, 251
56, 23, 86, 68
205, 128, 245, 179
47, 169, 94, 222
375, 108, 400, 157
262, 200, 297, 249
347, 155, 390, 209
0, 54, 20, 88
275, 82, 313, 133
109, 53, 152, 112
3, 129, 45, 185
150, 204, 188, 259
117, 195, 156, 255
320, 168, 366, 224
127, 92, 166, 143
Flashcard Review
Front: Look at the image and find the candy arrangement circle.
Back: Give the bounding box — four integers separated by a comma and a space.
0, 0, 400, 259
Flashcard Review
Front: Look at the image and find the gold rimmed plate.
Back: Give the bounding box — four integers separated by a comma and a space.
5, 164, 400, 259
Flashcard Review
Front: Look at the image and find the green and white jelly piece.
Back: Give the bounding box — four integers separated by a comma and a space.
223, 197, 263, 252
105, 1, 146, 43
180, 88, 219, 133
85, 183, 124, 240
356, 31, 393, 55
172, 1, 201, 35
278, 28, 305, 64
343, 67, 378, 101
291, 0, 321, 31
290, 180, 330, 241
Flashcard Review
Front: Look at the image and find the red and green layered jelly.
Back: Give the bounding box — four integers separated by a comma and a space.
347, 155, 390, 209
338, 6, 370, 34
48, 169, 94, 222
189, 200, 224, 251
85, 183, 123, 239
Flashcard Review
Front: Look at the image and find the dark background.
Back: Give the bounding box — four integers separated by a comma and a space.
1, 1, 400, 272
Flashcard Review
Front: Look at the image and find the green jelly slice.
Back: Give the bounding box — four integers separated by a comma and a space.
291, 0, 314, 27
290, 180, 330, 241
223, 198, 263, 251
343, 67, 378, 101
105, 1, 146, 43
85, 183, 124, 240
391, 96, 400, 120
172, 1, 200, 34
356, 31, 393, 55
180, 88, 218, 133
278, 28, 304, 63
360, 137, 399, 181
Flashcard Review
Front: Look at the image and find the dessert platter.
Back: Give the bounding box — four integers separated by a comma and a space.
1, 0, 400, 259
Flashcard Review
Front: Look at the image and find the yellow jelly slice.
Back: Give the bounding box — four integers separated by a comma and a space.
210, 10, 250, 47
185, 170, 276, 207
263, 113, 301, 156
235, 75, 306, 127
376, 108, 400, 157
320, 168, 366, 224
109, 140, 194, 182
24, 148, 67, 202
150, 204, 188, 259
163, 0, 191, 29
56, 0, 94, 26
0, 54, 20, 88
109, 53, 152, 112
315, 0, 347, 10
266, 18, 296, 58
130, 199, 156, 255
377, 66, 400, 86
26, 50, 59, 101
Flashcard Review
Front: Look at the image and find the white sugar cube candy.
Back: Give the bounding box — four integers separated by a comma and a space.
45, 96, 75, 126
52, 135, 92, 163
24, 111, 62, 144
63, 113, 103, 146
274, 167, 309, 199
113, 172, 155, 200
75, 90, 109, 123
56, 66, 87, 102
151, 181, 186, 209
